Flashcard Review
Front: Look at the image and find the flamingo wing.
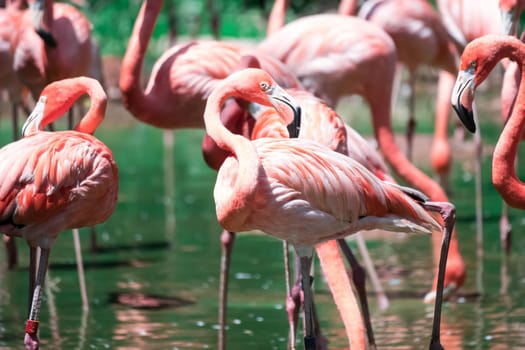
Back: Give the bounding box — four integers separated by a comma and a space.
0, 132, 117, 236
215, 138, 440, 245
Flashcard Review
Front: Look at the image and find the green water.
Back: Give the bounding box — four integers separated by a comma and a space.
1, 95, 525, 350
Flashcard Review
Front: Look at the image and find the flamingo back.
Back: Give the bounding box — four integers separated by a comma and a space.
0, 132, 118, 246
215, 138, 439, 246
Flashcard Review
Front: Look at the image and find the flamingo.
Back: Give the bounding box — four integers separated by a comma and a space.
0, 0, 28, 270
339, 0, 458, 190
258, 13, 466, 301
452, 35, 525, 211
0, 76, 118, 350
249, 85, 391, 349
10, 0, 93, 98
205, 67, 455, 350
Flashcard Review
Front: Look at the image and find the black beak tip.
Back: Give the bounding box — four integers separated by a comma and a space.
35, 29, 57, 48
287, 106, 301, 139
452, 103, 476, 133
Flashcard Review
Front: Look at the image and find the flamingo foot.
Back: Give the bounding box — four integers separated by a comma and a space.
24, 332, 39, 350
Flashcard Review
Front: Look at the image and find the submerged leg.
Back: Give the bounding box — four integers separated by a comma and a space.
218, 230, 236, 350
25, 247, 51, 350
423, 202, 455, 350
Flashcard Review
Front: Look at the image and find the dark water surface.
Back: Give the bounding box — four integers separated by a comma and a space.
1, 98, 525, 350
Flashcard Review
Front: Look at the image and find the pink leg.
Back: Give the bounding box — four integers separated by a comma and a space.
337, 238, 377, 350
25, 247, 51, 350
3, 235, 18, 270
406, 71, 417, 162
499, 202, 512, 254
218, 230, 235, 350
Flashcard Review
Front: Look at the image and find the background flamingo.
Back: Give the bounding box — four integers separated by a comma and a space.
258, 13, 466, 301
339, 0, 458, 191
0, 0, 28, 270
205, 67, 455, 350
0, 76, 118, 350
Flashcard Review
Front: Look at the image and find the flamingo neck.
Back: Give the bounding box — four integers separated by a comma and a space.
492, 41, 525, 208
267, 0, 289, 36
205, 84, 260, 229
338, 0, 358, 16
119, 0, 164, 124
25, 77, 107, 135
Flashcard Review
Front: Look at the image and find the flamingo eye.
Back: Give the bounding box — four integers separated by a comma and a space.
468, 60, 477, 71
260, 81, 270, 91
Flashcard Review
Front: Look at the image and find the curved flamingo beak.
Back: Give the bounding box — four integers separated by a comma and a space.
268, 85, 302, 138
22, 96, 46, 137
451, 69, 476, 133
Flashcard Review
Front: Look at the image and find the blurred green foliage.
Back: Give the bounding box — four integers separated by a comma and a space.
81, 0, 342, 58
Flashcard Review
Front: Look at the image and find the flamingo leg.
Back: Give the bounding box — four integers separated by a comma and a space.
406, 70, 417, 161
25, 247, 51, 350
28, 245, 37, 315
337, 238, 378, 350
3, 234, 18, 270
72, 229, 89, 311
499, 202, 512, 254
296, 248, 316, 350
424, 202, 455, 350
12, 102, 20, 141
218, 230, 236, 350
282, 240, 297, 350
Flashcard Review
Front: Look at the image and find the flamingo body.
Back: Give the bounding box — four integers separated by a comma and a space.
0, 131, 117, 247
11, 1, 92, 98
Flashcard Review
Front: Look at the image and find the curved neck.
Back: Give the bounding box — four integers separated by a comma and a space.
119, 0, 164, 124
492, 41, 525, 209
24, 77, 107, 135
204, 83, 260, 220
266, 0, 288, 36
338, 0, 358, 16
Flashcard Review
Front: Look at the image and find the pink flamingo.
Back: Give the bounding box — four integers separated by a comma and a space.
0, 76, 118, 350
452, 35, 525, 211
339, 0, 458, 183
205, 67, 455, 350
258, 13, 466, 301
10, 0, 93, 98
0, 0, 28, 270
250, 86, 390, 349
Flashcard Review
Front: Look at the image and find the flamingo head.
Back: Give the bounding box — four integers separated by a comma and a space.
451, 35, 521, 133
225, 68, 301, 138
